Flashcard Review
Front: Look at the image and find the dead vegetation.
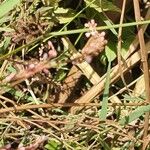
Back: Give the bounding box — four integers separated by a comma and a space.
0, 0, 150, 149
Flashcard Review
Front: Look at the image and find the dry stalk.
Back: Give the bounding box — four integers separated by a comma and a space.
0, 53, 76, 94
0, 96, 27, 129
0, 102, 146, 114
70, 41, 150, 113
58, 37, 103, 103
1, 28, 107, 96
109, 74, 144, 101
125, 7, 150, 59
22, 119, 75, 150
133, 0, 150, 149
117, 0, 130, 94
0, 117, 142, 143
28, 109, 61, 131
70, 7, 150, 113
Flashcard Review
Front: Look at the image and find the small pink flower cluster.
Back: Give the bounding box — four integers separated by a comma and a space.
39, 41, 57, 61
28, 41, 57, 74
84, 19, 98, 38
81, 19, 107, 63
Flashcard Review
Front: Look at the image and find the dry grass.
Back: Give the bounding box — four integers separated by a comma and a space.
0, 0, 150, 149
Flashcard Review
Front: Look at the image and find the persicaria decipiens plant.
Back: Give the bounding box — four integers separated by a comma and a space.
81, 19, 107, 63
37, 40, 58, 74
39, 41, 57, 61
2, 20, 107, 85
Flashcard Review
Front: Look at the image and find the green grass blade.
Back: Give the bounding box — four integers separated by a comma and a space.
0, 27, 14, 32
0, 20, 150, 61
0, 0, 20, 19
119, 105, 150, 125
98, 60, 111, 120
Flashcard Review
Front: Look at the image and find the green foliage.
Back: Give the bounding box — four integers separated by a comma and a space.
0, 37, 11, 54
7, 65, 16, 73
45, 139, 62, 150
98, 61, 111, 120
54, 68, 67, 82
105, 25, 135, 61
105, 44, 117, 62
0, 0, 149, 149
84, 0, 119, 35
54, 7, 78, 24
119, 105, 150, 125
121, 27, 136, 57
84, 0, 121, 12
0, 0, 20, 19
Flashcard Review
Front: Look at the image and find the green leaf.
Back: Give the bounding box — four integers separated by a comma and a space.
101, 0, 121, 12
119, 105, 150, 125
45, 140, 61, 150
54, 69, 67, 82
3, 37, 11, 50
121, 27, 135, 57
105, 26, 135, 61
7, 65, 17, 73
54, 7, 69, 14
0, 16, 12, 25
14, 90, 24, 99
85, 0, 103, 12
98, 60, 111, 120
0, 0, 21, 19
0, 139, 4, 147
105, 44, 116, 62
84, 0, 121, 12
0, 36, 11, 54
85, 0, 118, 36
55, 7, 80, 24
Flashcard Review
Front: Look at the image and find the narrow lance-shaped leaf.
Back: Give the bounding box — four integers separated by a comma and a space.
119, 104, 150, 125
98, 60, 111, 120
0, 0, 20, 19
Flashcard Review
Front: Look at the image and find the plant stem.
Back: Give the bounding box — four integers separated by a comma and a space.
0, 20, 150, 61
133, 0, 150, 149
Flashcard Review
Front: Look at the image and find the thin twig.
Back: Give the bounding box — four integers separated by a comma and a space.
0, 52, 80, 95
0, 102, 146, 114
117, 0, 131, 94
25, 79, 45, 115
133, 0, 150, 149
0, 117, 143, 143
23, 119, 75, 150
70, 41, 150, 113
0, 20, 150, 61
0, 97, 27, 128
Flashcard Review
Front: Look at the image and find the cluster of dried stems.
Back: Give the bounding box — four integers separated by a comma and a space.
0, 0, 150, 149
